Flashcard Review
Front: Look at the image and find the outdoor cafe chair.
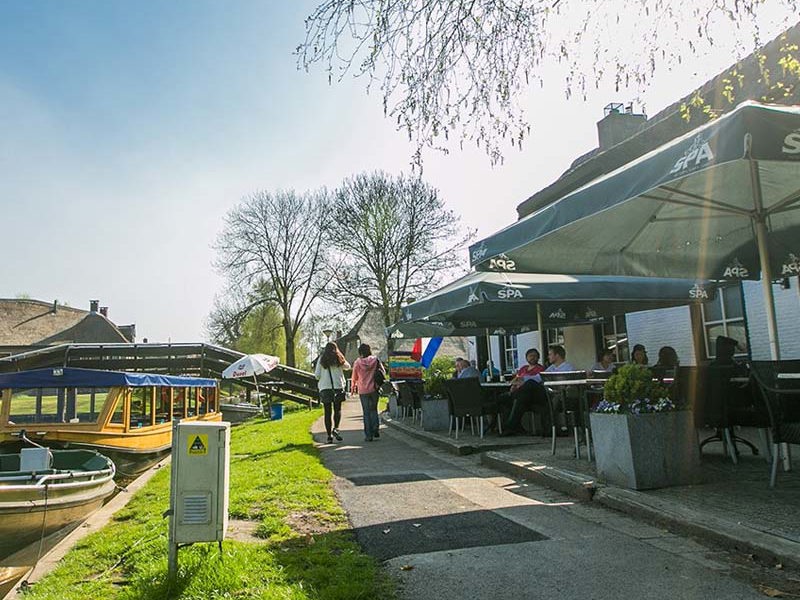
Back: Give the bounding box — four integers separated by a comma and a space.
699, 364, 770, 465
394, 381, 416, 421
540, 370, 588, 459
444, 378, 502, 439
749, 360, 800, 488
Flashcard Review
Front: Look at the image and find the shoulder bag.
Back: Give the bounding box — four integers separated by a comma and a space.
328, 366, 346, 402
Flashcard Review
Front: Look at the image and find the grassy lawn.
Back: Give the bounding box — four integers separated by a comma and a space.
23, 409, 396, 600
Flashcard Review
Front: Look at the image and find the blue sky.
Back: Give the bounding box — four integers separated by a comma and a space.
1, 1, 795, 342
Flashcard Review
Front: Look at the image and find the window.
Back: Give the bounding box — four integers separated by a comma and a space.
702, 285, 746, 359
545, 327, 564, 347
129, 387, 154, 428
200, 387, 217, 414
187, 388, 198, 417
109, 389, 125, 425
156, 388, 172, 423
501, 335, 518, 371
599, 316, 629, 363
172, 388, 186, 420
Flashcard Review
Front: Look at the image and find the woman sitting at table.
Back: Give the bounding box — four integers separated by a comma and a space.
631, 344, 649, 366
590, 349, 615, 373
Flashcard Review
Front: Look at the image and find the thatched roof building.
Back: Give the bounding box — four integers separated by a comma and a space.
0, 298, 135, 358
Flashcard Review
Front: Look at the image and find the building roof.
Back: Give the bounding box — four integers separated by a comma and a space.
516, 21, 800, 219
0, 299, 131, 347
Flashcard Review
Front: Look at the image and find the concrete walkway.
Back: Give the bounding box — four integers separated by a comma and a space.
314, 401, 796, 599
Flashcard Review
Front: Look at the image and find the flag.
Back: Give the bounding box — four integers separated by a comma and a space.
410, 338, 423, 362
420, 337, 443, 368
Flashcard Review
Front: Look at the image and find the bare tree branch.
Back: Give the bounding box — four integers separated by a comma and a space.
297, 0, 799, 167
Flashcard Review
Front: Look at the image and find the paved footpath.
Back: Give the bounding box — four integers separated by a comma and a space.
314, 400, 776, 600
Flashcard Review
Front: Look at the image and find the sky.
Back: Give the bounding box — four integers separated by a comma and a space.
1, 1, 797, 343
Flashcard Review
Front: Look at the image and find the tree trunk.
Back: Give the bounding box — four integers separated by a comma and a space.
283, 319, 296, 367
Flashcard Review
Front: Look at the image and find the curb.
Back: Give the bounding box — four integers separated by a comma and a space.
481, 451, 596, 502
381, 415, 475, 455
593, 486, 800, 570
478, 450, 800, 571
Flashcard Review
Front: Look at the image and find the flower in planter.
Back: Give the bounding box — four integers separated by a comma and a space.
593, 363, 676, 414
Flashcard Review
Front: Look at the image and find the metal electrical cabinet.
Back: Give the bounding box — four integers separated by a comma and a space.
168, 421, 230, 546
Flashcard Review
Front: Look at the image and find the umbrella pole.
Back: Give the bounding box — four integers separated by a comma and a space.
749, 150, 781, 360
755, 218, 781, 360
537, 303, 546, 358
485, 328, 493, 381
253, 375, 261, 410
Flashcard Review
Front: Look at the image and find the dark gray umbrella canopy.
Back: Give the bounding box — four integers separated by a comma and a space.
469, 102, 800, 358
387, 271, 716, 339
470, 102, 800, 280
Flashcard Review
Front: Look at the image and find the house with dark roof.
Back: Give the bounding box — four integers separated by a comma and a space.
481, 22, 800, 371
0, 298, 135, 358
336, 307, 469, 365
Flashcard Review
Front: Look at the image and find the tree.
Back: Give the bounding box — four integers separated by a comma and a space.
214, 189, 332, 367
297, 1, 798, 166
325, 171, 473, 329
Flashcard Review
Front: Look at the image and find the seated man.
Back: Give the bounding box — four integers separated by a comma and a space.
457, 358, 481, 379
501, 345, 574, 435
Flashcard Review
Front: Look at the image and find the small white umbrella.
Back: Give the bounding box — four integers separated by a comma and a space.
222, 354, 280, 410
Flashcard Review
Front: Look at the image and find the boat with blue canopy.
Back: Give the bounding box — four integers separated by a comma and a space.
0, 368, 220, 475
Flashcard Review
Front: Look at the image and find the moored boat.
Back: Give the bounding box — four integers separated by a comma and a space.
0, 368, 222, 476
0, 447, 115, 558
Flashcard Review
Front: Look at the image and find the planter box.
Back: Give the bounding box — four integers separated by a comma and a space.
590, 411, 700, 490
420, 397, 450, 431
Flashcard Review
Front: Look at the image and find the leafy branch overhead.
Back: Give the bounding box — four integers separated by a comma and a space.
298, 0, 799, 166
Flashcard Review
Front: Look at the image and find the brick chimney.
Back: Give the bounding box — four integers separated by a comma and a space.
597, 103, 647, 150
89, 299, 99, 313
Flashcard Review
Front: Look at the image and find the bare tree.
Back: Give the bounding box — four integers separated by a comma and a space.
325, 171, 473, 329
297, 1, 798, 166
214, 189, 332, 366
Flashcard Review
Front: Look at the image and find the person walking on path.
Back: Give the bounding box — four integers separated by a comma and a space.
351, 343, 386, 442
314, 341, 350, 444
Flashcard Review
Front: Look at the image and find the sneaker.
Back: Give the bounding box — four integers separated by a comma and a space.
373, 431, 380, 439
332, 429, 343, 441
326, 436, 334, 444
365, 436, 373, 442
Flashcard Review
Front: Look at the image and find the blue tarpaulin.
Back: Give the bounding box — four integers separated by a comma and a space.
0, 368, 217, 389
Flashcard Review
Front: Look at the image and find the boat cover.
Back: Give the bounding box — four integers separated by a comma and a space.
0, 368, 217, 389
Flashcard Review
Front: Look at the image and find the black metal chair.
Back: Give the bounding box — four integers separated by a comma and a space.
750, 360, 800, 487
444, 378, 502, 439
540, 370, 587, 458
698, 364, 770, 464
394, 381, 416, 421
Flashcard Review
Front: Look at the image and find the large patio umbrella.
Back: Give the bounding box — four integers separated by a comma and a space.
222, 353, 280, 409
388, 271, 716, 365
469, 102, 800, 358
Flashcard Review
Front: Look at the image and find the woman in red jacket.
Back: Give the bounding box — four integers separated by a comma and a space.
351, 343, 386, 442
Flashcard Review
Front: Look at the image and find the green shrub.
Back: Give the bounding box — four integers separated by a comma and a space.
424, 356, 456, 396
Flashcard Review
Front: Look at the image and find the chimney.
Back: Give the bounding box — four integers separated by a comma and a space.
89, 299, 99, 313
597, 102, 647, 150
99, 306, 108, 317
52, 300, 58, 314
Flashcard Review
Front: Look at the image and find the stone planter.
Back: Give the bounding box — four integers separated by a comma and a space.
420, 396, 450, 431
590, 411, 700, 490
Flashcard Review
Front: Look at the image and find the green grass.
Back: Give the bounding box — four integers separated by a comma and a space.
23, 410, 396, 600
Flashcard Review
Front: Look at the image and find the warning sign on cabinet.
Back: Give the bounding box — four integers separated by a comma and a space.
188, 434, 208, 456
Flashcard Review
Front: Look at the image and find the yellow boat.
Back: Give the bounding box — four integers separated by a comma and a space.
0, 368, 221, 476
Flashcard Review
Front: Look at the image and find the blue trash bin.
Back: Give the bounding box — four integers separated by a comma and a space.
269, 403, 284, 420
